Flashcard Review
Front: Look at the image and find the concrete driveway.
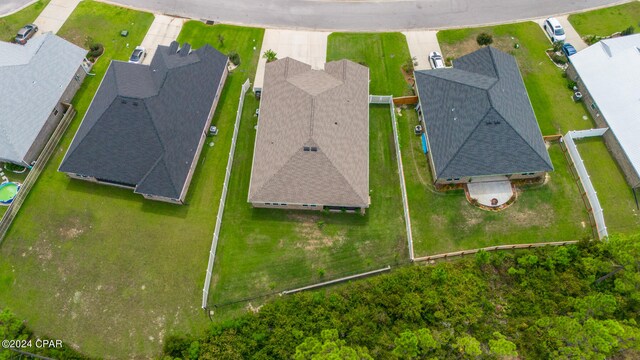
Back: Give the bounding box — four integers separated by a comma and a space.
33, 0, 80, 34
253, 29, 329, 91
535, 16, 588, 50
403, 31, 443, 71
140, 15, 184, 64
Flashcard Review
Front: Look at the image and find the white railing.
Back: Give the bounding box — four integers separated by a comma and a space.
563, 128, 609, 239
370, 95, 414, 260
202, 79, 251, 309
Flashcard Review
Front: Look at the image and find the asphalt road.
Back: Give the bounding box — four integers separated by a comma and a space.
1, 0, 631, 30
105, 0, 629, 31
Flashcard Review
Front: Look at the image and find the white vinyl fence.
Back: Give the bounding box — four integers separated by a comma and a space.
370, 95, 414, 260
563, 128, 609, 239
202, 79, 251, 309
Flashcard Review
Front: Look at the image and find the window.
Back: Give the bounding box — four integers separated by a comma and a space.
265, 203, 271, 205
453, 178, 460, 181
446, 178, 453, 182
53, 109, 59, 116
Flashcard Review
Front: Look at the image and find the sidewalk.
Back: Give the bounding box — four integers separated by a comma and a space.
253, 29, 329, 91
33, 0, 80, 34
140, 14, 184, 64
402, 31, 442, 70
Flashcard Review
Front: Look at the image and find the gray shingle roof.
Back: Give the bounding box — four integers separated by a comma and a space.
415, 46, 553, 179
248, 58, 370, 207
0, 33, 86, 165
59, 42, 228, 200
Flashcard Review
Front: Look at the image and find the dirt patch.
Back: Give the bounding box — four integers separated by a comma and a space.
58, 217, 87, 240
295, 222, 346, 251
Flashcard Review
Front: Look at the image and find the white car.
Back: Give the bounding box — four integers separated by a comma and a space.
429, 51, 445, 69
543, 18, 566, 43
128, 46, 147, 64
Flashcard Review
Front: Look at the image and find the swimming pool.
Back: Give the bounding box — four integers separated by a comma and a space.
0, 182, 20, 205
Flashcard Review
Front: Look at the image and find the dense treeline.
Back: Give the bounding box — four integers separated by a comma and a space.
164, 234, 640, 359
0, 309, 90, 360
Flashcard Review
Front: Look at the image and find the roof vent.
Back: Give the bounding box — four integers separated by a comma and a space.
179, 43, 191, 57
121, 99, 127, 104
168, 41, 179, 54
132, 101, 139, 106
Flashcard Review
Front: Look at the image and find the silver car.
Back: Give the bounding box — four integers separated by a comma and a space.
15, 24, 38, 45
128, 46, 147, 64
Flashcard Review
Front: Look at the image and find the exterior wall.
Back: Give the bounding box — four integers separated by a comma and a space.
66, 173, 183, 204
251, 202, 366, 213
178, 63, 230, 203
434, 172, 544, 185
569, 63, 640, 188
23, 66, 87, 165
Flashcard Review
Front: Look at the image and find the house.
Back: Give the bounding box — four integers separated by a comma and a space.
0, 33, 87, 167
567, 34, 640, 190
59, 42, 228, 204
414, 46, 553, 186
248, 58, 370, 212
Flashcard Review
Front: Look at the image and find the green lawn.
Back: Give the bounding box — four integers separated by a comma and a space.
327, 32, 414, 96
569, 2, 640, 37
0, 0, 49, 42
437, 22, 593, 135
0, 8, 265, 359
576, 138, 640, 234
398, 109, 591, 255
210, 101, 407, 305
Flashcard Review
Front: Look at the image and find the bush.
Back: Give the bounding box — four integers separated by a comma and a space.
621, 26, 635, 36
263, 49, 277, 63
552, 41, 563, 53
567, 81, 577, 90
401, 56, 415, 73
551, 53, 567, 65
87, 43, 104, 62
476, 32, 493, 46
228, 51, 240, 66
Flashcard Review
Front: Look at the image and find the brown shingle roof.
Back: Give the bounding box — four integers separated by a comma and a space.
248, 58, 370, 207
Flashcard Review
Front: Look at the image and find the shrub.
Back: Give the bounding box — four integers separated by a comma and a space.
263, 49, 277, 63
401, 56, 415, 73
567, 81, 577, 90
552, 41, 563, 53
228, 51, 240, 66
87, 43, 104, 62
445, 56, 455, 67
551, 53, 567, 65
476, 32, 493, 46
621, 26, 635, 36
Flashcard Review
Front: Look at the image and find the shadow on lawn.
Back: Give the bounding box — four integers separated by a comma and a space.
248, 206, 371, 227
63, 177, 191, 218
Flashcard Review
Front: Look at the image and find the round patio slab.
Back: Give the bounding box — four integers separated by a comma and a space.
466, 180, 515, 209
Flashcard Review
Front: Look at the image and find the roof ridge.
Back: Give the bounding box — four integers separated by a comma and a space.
416, 70, 497, 90
320, 147, 369, 203
438, 105, 492, 177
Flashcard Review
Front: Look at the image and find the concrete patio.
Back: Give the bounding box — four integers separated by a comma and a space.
466, 178, 515, 208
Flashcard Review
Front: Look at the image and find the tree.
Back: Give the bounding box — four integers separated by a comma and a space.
263, 49, 278, 62
476, 32, 493, 46
488, 332, 518, 359
393, 331, 418, 359
218, 34, 225, 47
454, 335, 482, 358
415, 328, 439, 354
294, 329, 373, 360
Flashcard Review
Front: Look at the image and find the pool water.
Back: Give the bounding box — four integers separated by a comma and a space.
0, 182, 19, 203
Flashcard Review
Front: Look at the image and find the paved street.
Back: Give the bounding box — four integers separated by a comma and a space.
0, 0, 35, 17
102, 0, 626, 31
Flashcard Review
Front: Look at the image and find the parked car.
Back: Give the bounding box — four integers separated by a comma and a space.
543, 18, 566, 42
562, 43, 577, 58
128, 46, 146, 64
15, 24, 38, 45
428, 51, 445, 69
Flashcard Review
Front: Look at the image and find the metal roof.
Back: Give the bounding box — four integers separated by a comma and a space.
0, 33, 86, 165
570, 34, 640, 186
